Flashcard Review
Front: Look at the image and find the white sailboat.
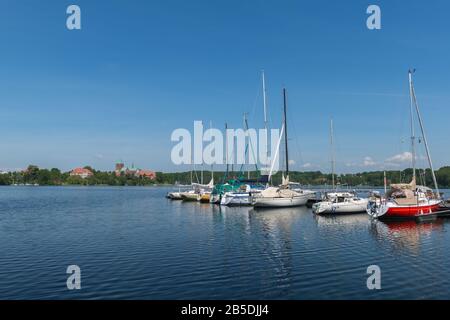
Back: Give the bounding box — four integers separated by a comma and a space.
312, 192, 369, 215
180, 154, 200, 201
195, 178, 215, 202
252, 185, 313, 208
167, 191, 183, 200
167, 186, 183, 200
312, 119, 368, 215
221, 184, 263, 206
252, 88, 314, 208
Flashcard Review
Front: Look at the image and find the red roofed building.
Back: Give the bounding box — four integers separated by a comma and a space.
70, 168, 94, 179
136, 170, 156, 180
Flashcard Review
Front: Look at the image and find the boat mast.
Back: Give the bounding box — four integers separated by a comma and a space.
409, 70, 440, 198
210, 120, 214, 183
190, 151, 193, 185
230, 123, 234, 175
262, 70, 268, 131
201, 122, 204, 184
283, 88, 289, 180
408, 70, 417, 183
225, 122, 229, 178
262, 71, 269, 175
330, 119, 336, 190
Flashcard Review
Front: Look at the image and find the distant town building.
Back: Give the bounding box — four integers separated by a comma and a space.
126, 163, 138, 176
115, 162, 126, 177
115, 162, 125, 173
114, 162, 156, 180
70, 168, 93, 179
136, 170, 156, 180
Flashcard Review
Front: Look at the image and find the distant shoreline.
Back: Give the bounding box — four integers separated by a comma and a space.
1, 184, 447, 190
2, 166, 450, 188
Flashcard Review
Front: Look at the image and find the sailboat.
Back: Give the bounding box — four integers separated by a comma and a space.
181, 169, 215, 202
367, 70, 443, 220
252, 88, 314, 208
181, 179, 214, 202
313, 191, 369, 215
180, 154, 201, 201
196, 178, 214, 202
221, 73, 269, 207
167, 184, 183, 200
312, 119, 368, 215
209, 122, 233, 204
213, 73, 271, 206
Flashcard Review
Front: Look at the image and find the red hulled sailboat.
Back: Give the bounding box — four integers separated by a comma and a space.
367, 70, 443, 220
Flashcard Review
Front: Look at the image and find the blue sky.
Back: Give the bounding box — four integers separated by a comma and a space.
1, 0, 450, 173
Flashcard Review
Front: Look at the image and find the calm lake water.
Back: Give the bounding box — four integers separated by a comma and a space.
0, 186, 450, 300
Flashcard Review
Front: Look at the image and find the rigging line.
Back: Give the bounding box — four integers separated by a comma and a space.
245, 114, 259, 173
410, 71, 440, 197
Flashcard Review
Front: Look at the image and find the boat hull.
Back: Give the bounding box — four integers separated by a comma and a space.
209, 194, 221, 204
252, 195, 309, 208
368, 200, 442, 220
220, 193, 252, 206
313, 200, 368, 215
181, 193, 198, 201
198, 193, 211, 203
167, 192, 183, 200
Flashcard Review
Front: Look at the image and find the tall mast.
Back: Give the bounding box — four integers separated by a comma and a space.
262, 71, 269, 174
225, 122, 229, 177
408, 70, 417, 183
230, 121, 234, 175
190, 149, 193, 185
330, 119, 336, 190
409, 70, 440, 198
201, 120, 204, 184
262, 70, 268, 130
283, 88, 289, 179
210, 120, 214, 183
201, 165, 204, 184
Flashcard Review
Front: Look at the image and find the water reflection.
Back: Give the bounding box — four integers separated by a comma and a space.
314, 213, 370, 228
246, 207, 309, 296
249, 207, 308, 227
369, 218, 444, 254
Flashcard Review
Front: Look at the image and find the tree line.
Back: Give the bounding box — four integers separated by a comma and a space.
2, 165, 450, 188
